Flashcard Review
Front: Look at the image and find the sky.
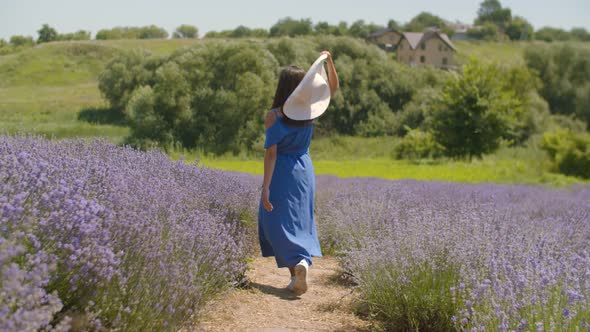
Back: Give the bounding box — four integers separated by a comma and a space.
1, 0, 589, 40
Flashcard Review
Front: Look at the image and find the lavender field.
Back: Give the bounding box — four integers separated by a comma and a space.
2, 136, 589, 331
317, 177, 590, 331
0, 136, 258, 331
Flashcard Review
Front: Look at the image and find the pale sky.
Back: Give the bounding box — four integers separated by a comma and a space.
0, 0, 589, 40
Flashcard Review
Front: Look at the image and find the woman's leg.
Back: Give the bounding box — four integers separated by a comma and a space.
288, 267, 295, 277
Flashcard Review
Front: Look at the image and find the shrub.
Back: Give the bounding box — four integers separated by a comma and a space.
430, 58, 528, 158
9, 35, 35, 47
541, 129, 590, 178
395, 87, 440, 136
97, 36, 447, 152
95, 26, 169, 40
37, 24, 58, 43
393, 129, 444, 160
173, 24, 198, 39
98, 50, 159, 112
57, 30, 91, 41
534, 26, 571, 42
524, 44, 590, 126
125, 85, 173, 150
467, 22, 504, 41
360, 263, 460, 331
269, 17, 313, 37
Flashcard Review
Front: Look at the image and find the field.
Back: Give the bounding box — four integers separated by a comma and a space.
1, 36, 590, 331
2, 136, 588, 331
317, 176, 590, 330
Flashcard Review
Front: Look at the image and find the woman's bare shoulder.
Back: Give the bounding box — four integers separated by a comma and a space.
264, 110, 277, 129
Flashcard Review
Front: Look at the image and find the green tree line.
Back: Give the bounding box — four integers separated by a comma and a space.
3, 0, 590, 55
0, 24, 199, 55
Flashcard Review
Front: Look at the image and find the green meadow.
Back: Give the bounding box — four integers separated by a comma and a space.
169, 136, 583, 186
1, 39, 587, 185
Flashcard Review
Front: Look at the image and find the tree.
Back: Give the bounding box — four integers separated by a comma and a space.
95, 26, 168, 40
58, 30, 91, 41
230, 25, 251, 38
204, 30, 230, 38
314, 21, 332, 35
9, 35, 35, 47
534, 27, 570, 42
475, 0, 512, 28
95, 28, 120, 40
430, 59, 524, 158
505, 16, 533, 40
138, 25, 168, 39
126, 85, 171, 150
98, 50, 157, 112
349, 20, 371, 38
541, 129, 590, 179
405, 12, 446, 31
404, 12, 454, 36
269, 17, 313, 37
98, 36, 448, 152
467, 22, 503, 41
570, 27, 590, 41
387, 19, 401, 30
173, 24, 198, 38
314, 21, 348, 36
524, 44, 590, 127
37, 24, 58, 43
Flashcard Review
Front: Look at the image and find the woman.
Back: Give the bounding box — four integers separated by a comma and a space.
258, 51, 339, 295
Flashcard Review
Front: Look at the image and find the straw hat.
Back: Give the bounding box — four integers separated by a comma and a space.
283, 54, 331, 121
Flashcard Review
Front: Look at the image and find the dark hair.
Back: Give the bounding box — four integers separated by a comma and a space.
271, 65, 314, 127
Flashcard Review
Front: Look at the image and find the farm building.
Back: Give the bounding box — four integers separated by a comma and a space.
396, 28, 456, 69
366, 28, 402, 51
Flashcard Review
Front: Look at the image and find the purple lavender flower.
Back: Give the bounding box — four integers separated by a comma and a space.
316, 176, 590, 330
1, 135, 258, 331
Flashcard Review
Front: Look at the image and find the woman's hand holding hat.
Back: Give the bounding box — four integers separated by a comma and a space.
320, 51, 339, 96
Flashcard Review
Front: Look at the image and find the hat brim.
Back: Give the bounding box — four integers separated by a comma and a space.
283, 54, 331, 121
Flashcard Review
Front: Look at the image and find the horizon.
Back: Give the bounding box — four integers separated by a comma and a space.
0, 0, 589, 40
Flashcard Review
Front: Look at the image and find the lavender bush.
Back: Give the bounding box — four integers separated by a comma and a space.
0, 136, 258, 331
318, 178, 590, 331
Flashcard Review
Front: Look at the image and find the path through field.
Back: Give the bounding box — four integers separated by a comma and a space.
189, 256, 373, 331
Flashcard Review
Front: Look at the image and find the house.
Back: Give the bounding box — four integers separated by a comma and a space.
446, 21, 475, 41
366, 28, 402, 52
396, 28, 456, 69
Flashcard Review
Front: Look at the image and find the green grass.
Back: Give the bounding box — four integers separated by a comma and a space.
0, 42, 132, 142
170, 138, 584, 186
79, 39, 202, 55
453, 40, 590, 66
0, 42, 118, 87
193, 157, 579, 186
0, 84, 128, 142
454, 40, 528, 65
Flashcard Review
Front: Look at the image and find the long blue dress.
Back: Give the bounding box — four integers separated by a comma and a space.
258, 108, 322, 268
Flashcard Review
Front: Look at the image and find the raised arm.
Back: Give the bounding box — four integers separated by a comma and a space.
321, 51, 340, 96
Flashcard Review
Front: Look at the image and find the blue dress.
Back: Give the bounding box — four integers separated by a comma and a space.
258, 108, 322, 268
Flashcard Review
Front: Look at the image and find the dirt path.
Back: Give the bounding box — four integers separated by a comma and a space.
188, 256, 373, 332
